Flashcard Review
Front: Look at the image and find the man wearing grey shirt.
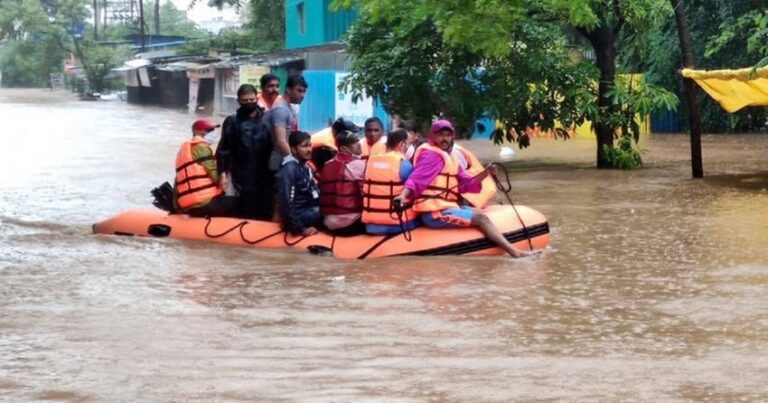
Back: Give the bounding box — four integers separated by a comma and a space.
266, 75, 308, 172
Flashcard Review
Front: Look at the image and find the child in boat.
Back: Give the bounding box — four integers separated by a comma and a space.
277, 131, 321, 236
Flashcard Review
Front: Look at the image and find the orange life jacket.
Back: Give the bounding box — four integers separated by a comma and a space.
361, 151, 417, 225
174, 138, 222, 210
412, 143, 461, 212
360, 137, 387, 160
453, 144, 497, 208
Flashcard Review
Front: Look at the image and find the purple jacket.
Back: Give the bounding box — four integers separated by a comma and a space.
404, 146, 481, 198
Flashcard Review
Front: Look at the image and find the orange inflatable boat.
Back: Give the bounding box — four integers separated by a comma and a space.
93, 205, 549, 259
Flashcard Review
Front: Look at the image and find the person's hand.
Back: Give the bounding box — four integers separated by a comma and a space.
302, 226, 319, 236
392, 194, 406, 208
485, 163, 498, 177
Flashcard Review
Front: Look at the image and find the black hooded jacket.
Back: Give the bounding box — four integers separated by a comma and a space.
216, 106, 272, 191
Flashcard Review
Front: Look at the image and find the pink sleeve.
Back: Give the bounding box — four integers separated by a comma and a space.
345, 159, 367, 191
404, 151, 445, 198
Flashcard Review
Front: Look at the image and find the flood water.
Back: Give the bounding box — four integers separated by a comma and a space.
2, 88, 768, 402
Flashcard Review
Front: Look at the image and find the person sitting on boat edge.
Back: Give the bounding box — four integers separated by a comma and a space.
318, 130, 366, 235
174, 119, 238, 217
360, 117, 387, 160
362, 128, 420, 235
392, 119, 534, 258
277, 131, 321, 236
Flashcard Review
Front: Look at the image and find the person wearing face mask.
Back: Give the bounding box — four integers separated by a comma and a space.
174, 119, 238, 217
361, 128, 419, 235
216, 84, 274, 220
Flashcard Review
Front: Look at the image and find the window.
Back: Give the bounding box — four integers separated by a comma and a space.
297, 2, 305, 35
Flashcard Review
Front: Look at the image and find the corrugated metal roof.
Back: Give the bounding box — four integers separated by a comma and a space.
213, 42, 347, 69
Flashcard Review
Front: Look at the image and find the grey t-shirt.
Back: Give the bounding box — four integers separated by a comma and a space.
266, 101, 298, 171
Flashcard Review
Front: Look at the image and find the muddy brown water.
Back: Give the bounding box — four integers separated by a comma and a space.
1, 88, 767, 402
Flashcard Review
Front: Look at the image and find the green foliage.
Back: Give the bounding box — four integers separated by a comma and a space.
337, 0, 675, 165
646, 0, 768, 133
602, 135, 643, 169
605, 75, 679, 142
341, 17, 486, 139
0, 0, 132, 91
193, 0, 284, 51
0, 39, 65, 87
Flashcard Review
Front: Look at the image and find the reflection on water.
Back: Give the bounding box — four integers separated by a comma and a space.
2, 89, 768, 401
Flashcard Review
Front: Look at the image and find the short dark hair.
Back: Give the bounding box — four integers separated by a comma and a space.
260, 73, 279, 89
286, 75, 308, 90
364, 116, 383, 128
236, 84, 257, 98
289, 131, 311, 148
386, 128, 409, 149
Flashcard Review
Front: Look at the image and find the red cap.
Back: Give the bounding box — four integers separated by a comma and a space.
192, 119, 220, 132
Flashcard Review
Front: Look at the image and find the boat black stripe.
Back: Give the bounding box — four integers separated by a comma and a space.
397, 222, 550, 256
357, 233, 398, 259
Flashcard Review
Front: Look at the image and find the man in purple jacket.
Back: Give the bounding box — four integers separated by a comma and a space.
393, 119, 534, 258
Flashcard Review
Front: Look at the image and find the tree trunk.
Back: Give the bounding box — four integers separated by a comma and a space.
587, 27, 618, 169
671, 0, 704, 178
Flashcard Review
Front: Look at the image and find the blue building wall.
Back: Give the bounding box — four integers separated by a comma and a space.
651, 109, 681, 133
286, 0, 358, 49
299, 70, 337, 132
298, 70, 391, 133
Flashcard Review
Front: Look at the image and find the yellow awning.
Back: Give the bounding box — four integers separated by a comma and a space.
682, 67, 768, 113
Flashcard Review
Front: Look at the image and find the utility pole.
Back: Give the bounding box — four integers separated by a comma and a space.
93, 0, 99, 40
154, 0, 160, 35
138, 0, 146, 51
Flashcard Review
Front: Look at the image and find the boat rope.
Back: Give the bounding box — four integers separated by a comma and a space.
203, 218, 285, 245
391, 198, 413, 242
489, 162, 533, 251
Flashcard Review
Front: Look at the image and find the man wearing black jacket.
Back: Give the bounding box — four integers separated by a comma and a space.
277, 131, 321, 236
216, 84, 274, 220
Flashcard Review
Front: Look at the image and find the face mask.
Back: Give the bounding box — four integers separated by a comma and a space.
206, 131, 219, 145
239, 102, 261, 114
404, 144, 415, 160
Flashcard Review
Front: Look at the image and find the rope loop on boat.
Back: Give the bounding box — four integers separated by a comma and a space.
488, 162, 533, 251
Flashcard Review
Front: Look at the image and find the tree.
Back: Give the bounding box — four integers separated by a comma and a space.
192, 0, 285, 50
646, 0, 768, 133
335, 0, 677, 168
0, 0, 130, 91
